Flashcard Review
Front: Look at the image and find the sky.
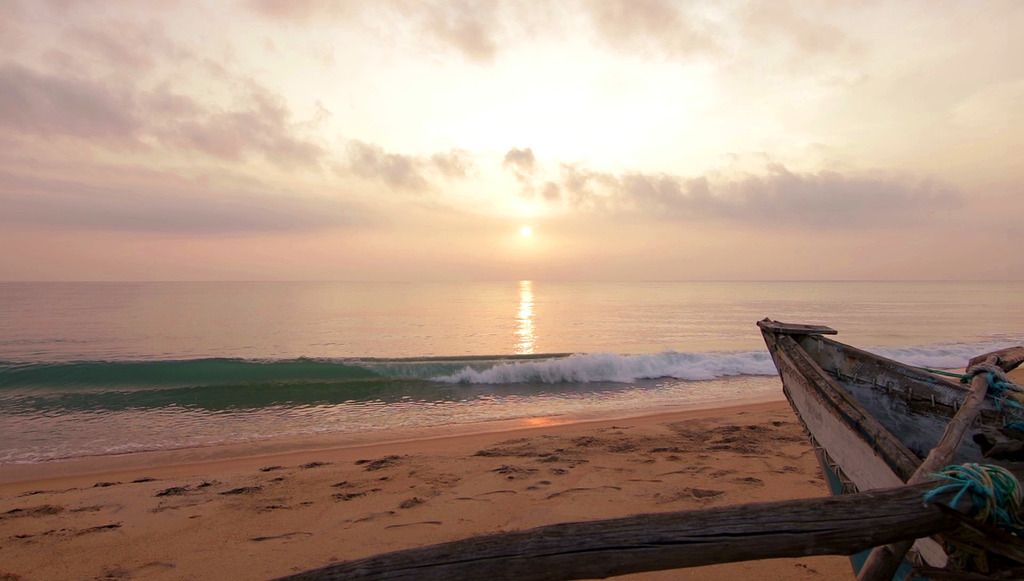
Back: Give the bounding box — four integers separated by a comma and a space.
1, 0, 1022, 281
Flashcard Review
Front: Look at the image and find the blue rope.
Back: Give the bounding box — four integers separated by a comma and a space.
1005, 421, 1024, 432
923, 463, 1024, 533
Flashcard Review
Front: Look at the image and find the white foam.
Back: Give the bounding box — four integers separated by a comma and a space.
434, 339, 1023, 384
434, 351, 777, 384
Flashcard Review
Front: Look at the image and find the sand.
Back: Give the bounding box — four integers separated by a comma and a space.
0, 400, 855, 581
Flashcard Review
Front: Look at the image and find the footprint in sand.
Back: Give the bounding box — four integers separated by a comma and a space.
249, 531, 312, 542
545, 486, 621, 500
355, 455, 403, 471
257, 504, 290, 513
333, 488, 381, 502
1, 505, 65, 519
398, 497, 424, 509
352, 510, 397, 523
220, 486, 262, 496
385, 521, 442, 529
476, 490, 517, 497
491, 465, 538, 480
657, 488, 725, 503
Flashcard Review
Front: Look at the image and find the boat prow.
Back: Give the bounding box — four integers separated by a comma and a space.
759, 318, 1024, 579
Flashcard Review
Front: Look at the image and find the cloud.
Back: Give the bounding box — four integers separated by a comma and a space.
502, 146, 537, 195
247, 0, 502, 63
346, 141, 475, 190
0, 64, 139, 143
559, 163, 961, 228
431, 149, 474, 179
541, 181, 561, 201
347, 141, 430, 191
246, 0, 356, 22
740, 2, 848, 56
0, 59, 325, 168
583, 0, 717, 58
420, 1, 499, 63
153, 85, 326, 168
0, 168, 364, 235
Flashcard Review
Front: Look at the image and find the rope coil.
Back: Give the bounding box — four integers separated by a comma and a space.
923, 463, 1024, 533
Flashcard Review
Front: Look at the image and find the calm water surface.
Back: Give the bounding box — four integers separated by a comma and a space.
1, 281, 1022, 463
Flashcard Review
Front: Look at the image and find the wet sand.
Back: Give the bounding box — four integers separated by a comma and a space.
0, 400, 854, 580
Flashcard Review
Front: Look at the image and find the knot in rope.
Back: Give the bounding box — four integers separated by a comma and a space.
962, 363, 1024, 410
923, 463, 1024, 533
966, 362, 1012, 385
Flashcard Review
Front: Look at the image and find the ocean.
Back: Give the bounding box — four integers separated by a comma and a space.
1, 281, 1022, 464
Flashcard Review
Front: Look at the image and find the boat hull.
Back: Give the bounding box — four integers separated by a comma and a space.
761, 324, 951, 572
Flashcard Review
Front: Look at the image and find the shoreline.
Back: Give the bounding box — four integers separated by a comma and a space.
1, 394, 784, 489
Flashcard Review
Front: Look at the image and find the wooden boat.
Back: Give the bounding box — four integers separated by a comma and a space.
282, 320, 1024, 581
758, 318, 1024, 580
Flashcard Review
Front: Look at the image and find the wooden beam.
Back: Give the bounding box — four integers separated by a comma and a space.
279, 483, 960, 581
757, 319, 838, 335
857, 356, 997, 581
969, 346, 1024, 374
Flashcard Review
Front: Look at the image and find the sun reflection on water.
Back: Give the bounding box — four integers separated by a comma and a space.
515, 280, 535, 354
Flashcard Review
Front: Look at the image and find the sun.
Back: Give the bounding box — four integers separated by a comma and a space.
519, 225, 534, 238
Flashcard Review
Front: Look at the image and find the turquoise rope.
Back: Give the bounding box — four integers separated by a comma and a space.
923, 463, 1024, 533
916, 367, 970, 382
915, 366, 1023, 411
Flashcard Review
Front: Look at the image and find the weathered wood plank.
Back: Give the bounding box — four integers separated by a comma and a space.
279, 483, 960, 581
969, 347, 1024, 374
858, 357, 996, 581
757, 319, 838, 335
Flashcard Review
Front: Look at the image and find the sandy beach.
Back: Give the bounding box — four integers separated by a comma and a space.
0, 400, 855, 580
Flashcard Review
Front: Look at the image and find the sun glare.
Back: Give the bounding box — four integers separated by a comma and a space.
519, 225, 534, 238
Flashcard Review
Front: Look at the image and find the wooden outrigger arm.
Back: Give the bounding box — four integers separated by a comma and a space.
280, 483, 966, 581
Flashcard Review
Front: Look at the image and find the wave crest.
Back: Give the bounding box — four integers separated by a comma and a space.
434, 351, 778, 384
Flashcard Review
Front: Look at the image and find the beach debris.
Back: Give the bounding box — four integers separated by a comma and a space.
355, 455, 402, 471
259, 465, 284, 472
92, 481, 120, 488
131, 477, 156, 483
301, 461, 330, 469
